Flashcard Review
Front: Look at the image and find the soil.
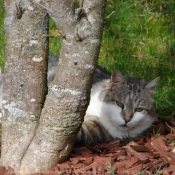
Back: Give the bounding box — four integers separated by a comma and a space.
1, 118, 175, 175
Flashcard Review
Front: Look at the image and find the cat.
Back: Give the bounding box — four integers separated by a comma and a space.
76, 70, 160, 145
0, 56, 160, 145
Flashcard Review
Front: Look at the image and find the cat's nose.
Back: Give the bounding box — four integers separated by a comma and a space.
124, 118, 131, 123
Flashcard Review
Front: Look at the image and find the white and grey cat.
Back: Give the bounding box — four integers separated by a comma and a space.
77, 70, 159, 144
0, 56, 159, 145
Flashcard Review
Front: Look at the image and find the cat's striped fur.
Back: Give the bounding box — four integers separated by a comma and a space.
76, 115, 113, 144
76, 70, 159, 145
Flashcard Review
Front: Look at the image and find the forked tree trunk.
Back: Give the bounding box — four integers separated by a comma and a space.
1, 0, 106, 174
1, 0, 48, 172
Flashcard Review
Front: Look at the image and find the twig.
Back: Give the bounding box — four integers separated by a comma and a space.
160, 63, 175, 68
105, 11, 115, 20
165, 99, 175, 107
43, 30, 66, 39
43, 34, 58, 38
165, 122, 175, 132
56, 30, 66, 39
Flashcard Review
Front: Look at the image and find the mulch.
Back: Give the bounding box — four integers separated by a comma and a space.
1, 118, 175, 175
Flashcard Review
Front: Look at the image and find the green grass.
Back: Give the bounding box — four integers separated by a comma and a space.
100, 0, 175, 118
0, 0, 175, 118
49, 19, 62, 56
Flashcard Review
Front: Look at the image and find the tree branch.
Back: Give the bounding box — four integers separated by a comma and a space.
34, 0, 77, 32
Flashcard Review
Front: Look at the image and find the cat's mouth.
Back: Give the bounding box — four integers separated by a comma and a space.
120, 124, 128, 127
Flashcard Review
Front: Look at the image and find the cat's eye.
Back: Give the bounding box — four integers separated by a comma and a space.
135, 108, 143, 112
116, 101, 124, 108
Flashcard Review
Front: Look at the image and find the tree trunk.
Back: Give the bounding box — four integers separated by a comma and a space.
1, 0, 106, 174
1, 0, 48, 173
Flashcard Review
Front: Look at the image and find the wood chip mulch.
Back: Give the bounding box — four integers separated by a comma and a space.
1, 119, 175, 175
43, 119, 175, 175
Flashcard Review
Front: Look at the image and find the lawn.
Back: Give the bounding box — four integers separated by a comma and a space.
0, 0, 175, 118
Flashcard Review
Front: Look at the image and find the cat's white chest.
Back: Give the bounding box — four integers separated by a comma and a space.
86, 92, 104, 117
86, 92, 124, 139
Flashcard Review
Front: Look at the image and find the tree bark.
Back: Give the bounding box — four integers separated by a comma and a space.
1, 0, 48, 173
1, 0, 106, 174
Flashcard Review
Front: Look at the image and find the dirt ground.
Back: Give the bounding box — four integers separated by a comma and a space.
1, 118, 175, 175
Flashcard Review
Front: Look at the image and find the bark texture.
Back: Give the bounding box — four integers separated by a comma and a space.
20, 0, 106, 174
2, 0, 106, 174
1, 0, 48, 173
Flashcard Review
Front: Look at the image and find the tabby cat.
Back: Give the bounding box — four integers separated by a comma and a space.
76, 69, 159, 145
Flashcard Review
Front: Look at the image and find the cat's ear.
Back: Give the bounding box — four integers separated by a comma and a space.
145, 77, 160, 95
110, 70, 125, 85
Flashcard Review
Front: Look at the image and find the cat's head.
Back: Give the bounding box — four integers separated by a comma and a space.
99, 69, 159, 134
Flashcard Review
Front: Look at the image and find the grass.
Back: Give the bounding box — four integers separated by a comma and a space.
151, 128, 161, 139
49, 20, 62, 57
0, 0, 175, 118
100, 0, 175, 119
122, 134, 133, 143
